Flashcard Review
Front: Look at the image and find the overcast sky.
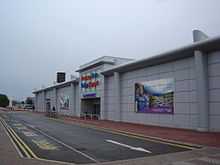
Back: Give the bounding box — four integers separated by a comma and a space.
0, 0, 220, 101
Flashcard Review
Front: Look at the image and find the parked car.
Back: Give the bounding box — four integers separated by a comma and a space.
23, 104, 34, 110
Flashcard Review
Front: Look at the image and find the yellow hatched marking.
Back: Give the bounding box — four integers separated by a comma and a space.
13, 123, 23, 126
0, 117, 31, 158
16, 126, 27, 130
1, 116, 86, 164
32, 140, 59, 150
0, 117, 37, 158
22, 131, 38, 137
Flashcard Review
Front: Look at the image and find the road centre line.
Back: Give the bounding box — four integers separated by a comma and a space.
21, 121, 99, 163
49, 117, 200, 151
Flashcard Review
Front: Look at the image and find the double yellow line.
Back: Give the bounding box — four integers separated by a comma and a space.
0, 116, 37, 158
55, 118, 200, 151
0, 116, 77, 164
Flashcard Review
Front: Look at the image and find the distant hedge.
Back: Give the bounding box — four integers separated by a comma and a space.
0, 94, 9, 108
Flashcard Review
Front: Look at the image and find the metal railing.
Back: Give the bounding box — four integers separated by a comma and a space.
45, 110, 100, 120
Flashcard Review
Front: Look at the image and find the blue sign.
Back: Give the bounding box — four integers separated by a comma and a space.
83, 93, 96, 97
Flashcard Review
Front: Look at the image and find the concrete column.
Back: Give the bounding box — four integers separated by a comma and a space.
114, 72, 122, 121
56, 89, 59, 114
100, 75, 107, 119
71, 83, 76, 114
194, 50, 209, 131
42, 91, 46, 112
53, 88, 57, 111
34, 94, 37, 112
78, 83, 82, 115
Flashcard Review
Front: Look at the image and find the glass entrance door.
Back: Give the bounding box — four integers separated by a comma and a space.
94, 104, 100, 115
46, 99, 51, 110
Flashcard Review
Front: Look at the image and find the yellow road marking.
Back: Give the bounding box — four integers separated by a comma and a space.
93, 127, 199, 151
22, 131, 38, 137
0, 119, 23, 157
0, 116, 92, 164
32, 140, 59, 150
52, 118, 199, 151
21, 121, 99, 163
0, 113, 200, 165
0, 117, 37, 158
16, 126, 28, 130
13, 123, 23, 126
0, 117, 31, 158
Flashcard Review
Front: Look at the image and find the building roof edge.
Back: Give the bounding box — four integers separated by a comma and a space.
101, 35, 220, 76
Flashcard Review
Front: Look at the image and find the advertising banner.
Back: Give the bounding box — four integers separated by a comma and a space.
134, 78, 174, 114
60, 93, 69, 109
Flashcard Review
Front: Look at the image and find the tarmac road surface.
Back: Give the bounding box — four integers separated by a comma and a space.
0, 112, 199, 164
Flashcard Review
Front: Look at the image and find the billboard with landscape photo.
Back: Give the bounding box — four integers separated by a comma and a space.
134, 78, 174, 114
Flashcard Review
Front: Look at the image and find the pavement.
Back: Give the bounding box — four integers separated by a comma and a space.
1, 109, 220, 165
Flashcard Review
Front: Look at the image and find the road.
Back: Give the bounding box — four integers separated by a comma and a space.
0, 112, 198, 164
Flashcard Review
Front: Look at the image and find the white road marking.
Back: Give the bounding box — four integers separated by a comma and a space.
21, 121, 98, 163
107, 140, 152, 153
25, 123, 35, 128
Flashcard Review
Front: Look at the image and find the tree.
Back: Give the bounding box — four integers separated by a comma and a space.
26, 97, 33, 105
0, 94, 9, 108
12, 100, 19, 106
12, 100, 21, 106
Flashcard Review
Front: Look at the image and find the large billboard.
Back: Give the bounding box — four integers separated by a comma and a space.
134, 78, 174, 114
60, 93, 69, 110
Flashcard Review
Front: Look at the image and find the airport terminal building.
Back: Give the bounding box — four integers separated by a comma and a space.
34, 31, 220, 132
